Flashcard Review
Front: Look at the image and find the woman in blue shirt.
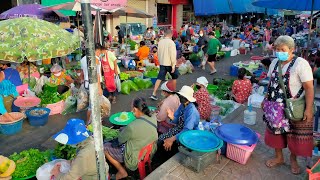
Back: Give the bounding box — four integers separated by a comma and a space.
158, 86, 200, 151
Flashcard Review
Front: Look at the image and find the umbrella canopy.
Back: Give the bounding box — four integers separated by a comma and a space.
94, 10, 104, 46
103, 6, 153, 18
0, 4, 65, 21
0, 17, 79, 62
41, 1, 106, 12
252, 0, 320, 11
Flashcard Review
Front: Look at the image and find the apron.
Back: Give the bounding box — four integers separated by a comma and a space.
101, 52, 116, 92
263, 58, 304, 134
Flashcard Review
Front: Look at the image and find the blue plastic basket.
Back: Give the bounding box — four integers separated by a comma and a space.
0, 119, 24, 135
26, 107, 51, 127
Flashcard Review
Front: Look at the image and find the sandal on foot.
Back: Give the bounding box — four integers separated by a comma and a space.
290, 163, 301, 175
265, 159, 284, 168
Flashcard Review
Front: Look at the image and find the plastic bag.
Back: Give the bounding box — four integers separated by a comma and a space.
76, 86, 89, 112
62, 96, 77, 115
34, 75, 49, 95
143, 79, 153, 89
127, 80, 139, 91
115, 75, 121, 92
101, 95, 111, 118
201, 55, 207, 67
133, 77, 145, 89
197, 50, 204, 59
178, 64, 188, 75
36, 159, 70, 180
121, 81, 131, 95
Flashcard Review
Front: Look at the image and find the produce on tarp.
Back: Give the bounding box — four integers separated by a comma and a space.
144, 70, 158, 78
133, 77, 145, 89
210, 78, 235, 100
119, 72, 130, 81
9, 149, 50, 179
53, 144, 77, 160
38, 91, 63, 105
127, 80, 139, 91
121, 81, 131, 95
87, 124, 119, 141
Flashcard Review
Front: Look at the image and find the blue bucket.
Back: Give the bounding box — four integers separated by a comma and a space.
230, 65, 239, 77
0, 119, 24, 135
26, 107, 51, 127
150, 78, 157, 85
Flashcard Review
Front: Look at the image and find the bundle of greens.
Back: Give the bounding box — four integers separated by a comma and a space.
53, 144, 77, 160
87, 124, 119, 141
38, 91, 63, 105
9, 149, 50, 179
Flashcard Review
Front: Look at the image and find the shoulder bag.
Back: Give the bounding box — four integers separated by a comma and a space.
277, 60, 315, 121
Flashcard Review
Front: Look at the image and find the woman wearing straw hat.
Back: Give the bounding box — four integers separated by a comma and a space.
158, 86, 200, 151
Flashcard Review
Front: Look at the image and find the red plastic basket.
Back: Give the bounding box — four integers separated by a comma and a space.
45, 100, 65, 115
226, 133, 260, 165
307, 159, 320, 180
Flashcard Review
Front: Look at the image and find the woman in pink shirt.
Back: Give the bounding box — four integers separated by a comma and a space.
156, 80, 180, 134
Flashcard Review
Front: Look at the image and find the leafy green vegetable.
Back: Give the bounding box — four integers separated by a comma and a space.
38, 91, 63, 105
144, 70, 158, 78
22, 77, 36, 90
9, 149, 50, 179
87, 124, 119, 141
53, 143, 77, 160
189, 53, 199, 62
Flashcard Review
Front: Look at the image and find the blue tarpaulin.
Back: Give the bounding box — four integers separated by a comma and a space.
252, 0, 320, 11
193, 0, 279, 16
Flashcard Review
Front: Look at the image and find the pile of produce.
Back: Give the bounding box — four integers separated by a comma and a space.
124, 71, 143, 78
211, 78, 235, 100
146, 66, 159, 72
87, 124, 119, 141
29, 109, 48, 116
189, 53, 200, 62
126, 39, 137, 50
133, 78, 153, 90
22, 77, 36, 90
216, 101, 234, 116
121, 79, 153, 95
144, 70, 158, 78
38, 91, 63, 105
119, 72, 130, 81
9, 149, 50, 179
53, 144, 77, 160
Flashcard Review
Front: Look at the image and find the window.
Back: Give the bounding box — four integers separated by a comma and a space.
157, 4, 172, 25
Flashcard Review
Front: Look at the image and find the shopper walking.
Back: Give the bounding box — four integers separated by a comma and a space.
150, 30, 178, 101
206, 32, 222, 75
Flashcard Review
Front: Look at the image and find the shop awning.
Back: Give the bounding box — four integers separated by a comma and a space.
41, 0, 76, 16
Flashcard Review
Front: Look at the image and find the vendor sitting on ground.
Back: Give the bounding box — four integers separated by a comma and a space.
158, 86, 200, 151
0, 61, 22, 87
232, 68, 252, 104
49, 64, 74, 86
0, 71, 20, 122
156, 80, 180, 134
192, 76, 212, 121
104, 97, 158, 180
136, 41, 150, 67
51, 119, 109, 179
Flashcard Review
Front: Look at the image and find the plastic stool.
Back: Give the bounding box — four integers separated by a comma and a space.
138, 142, 154, 180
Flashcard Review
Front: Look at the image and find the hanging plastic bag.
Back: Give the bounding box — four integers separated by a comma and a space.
76, 86, 89, 112
62, 96, 77, 115
34, 75, 49, 95
115, 75, 121, 92
36, 159, 70, 180
100, 95, 111, 118
201, 55, 208, 67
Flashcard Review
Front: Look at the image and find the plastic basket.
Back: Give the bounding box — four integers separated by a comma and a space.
307, 159, 320, 180
16, 84, 28, 96
207, 84, 218, 95
0, 112, 25, 135
25, 107, 51, 126
45, 100, 65, 115
224, 51, 231, 58
239, 48, 246, 55
226, 133, 260, 165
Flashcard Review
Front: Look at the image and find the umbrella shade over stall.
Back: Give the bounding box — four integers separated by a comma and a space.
103, 6, 153, 18
0, 4, 66, 21
40, 1, 106, 12
0, 17, 79, 62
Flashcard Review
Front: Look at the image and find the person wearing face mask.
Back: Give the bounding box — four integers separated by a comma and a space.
144, 27, 154, 46
192, 77, 212, 121
262, 36, 314, 175
158, 86, 200, 152
50, 119, 109, 180
104, 98, 158, 180
49, 64, 74, 86
156, 80, 180, 133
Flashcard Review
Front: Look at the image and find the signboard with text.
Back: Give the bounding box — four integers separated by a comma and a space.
91, 0, 127, 10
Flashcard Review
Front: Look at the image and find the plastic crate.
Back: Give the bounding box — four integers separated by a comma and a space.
226, 133, 260, 165
178, 146, 221, 173
45, 100, 65, 115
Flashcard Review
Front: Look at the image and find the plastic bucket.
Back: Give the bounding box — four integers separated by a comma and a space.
243, 110, 257, 125
224, 51, 231, 58
26, 107, 51, 126
230, 65, 239, 77
0, 119, 24, 135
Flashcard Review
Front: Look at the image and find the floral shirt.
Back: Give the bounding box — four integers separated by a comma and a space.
194, 88, 212, 120
232, 79, 252, 104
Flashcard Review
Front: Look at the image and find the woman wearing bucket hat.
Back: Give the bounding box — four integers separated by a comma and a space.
156, 80, 180, 134
158, 86, 200, 152
50, 119, 109, 180
193, 76, 212, 120
49, 64, 74, 86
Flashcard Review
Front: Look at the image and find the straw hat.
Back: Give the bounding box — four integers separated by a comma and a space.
160, 80, 175, 92
177, 86, 196, 102
196, 76, 209, 87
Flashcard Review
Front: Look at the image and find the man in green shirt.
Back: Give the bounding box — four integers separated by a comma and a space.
206, 32, 222, 75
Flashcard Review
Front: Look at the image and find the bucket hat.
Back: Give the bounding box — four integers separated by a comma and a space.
160, 80, 175, 92
196, 76, 209, 87
177, 86, 196, 102
53, 119, 89, 145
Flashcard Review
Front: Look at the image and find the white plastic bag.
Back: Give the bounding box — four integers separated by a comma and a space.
34, 75, 49, 95
201, 55, 208, 67
178, 64, 188, 75
76, 86, 89, 112
36, 159, 70, 180
115, 75, 121, 92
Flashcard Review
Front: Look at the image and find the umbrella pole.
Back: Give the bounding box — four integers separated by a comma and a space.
126, 13, 128, 56
307, 0, 315, 56
80, 1, 107, 180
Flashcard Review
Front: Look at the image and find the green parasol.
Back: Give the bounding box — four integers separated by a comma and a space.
0, 17, 79, 62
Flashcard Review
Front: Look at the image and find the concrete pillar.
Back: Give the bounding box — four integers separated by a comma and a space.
176, 4, 183, 29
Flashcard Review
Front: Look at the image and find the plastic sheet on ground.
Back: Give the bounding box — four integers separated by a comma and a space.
36, 159, 70, 180
211, 98, 241, 118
